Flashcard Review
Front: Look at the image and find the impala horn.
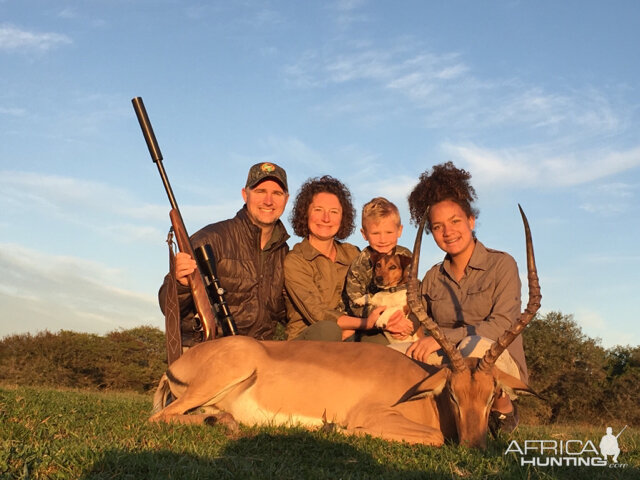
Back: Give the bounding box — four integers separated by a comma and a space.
478, 204, 542, 372
407, 206, 468, 372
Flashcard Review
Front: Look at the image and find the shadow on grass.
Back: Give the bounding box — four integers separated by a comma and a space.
80, 430, 640, 479
80, 432, 451, 480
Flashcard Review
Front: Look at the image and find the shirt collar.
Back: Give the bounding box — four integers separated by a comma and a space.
467, 240, 490, 271
441, 239, 490, 277
300, 238, 352, 265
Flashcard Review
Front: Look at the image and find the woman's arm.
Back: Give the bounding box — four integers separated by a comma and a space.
474, 254, 521, 341
284, 253, 341, 325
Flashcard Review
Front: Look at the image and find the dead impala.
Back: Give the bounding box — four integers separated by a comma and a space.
150, 205, 541, 448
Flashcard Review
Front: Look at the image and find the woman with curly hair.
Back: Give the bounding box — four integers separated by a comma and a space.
406, 161, 526, 434
284, 176, 387, 341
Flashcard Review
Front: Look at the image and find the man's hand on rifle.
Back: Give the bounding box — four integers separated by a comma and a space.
175, 251, 197, 286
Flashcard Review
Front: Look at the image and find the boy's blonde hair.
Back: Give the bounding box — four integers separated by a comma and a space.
361, 197, 402, 230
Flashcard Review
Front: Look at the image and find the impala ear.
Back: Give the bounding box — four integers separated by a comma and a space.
395, 368, 450, 404
495, 369, 542, 399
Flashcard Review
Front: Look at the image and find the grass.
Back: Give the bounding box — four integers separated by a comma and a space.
1, 385, 638, 479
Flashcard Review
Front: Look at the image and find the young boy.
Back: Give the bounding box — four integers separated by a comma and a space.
344, 197, 421, 346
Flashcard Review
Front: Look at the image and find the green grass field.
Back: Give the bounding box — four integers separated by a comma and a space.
1, 385, 637, 479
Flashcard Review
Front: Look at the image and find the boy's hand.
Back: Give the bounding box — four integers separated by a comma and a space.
341, 329, 356, 340
365, 306, 387, 330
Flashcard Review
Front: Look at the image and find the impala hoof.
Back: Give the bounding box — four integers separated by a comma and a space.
204, 412, 239, 434
489, 403, 519, 438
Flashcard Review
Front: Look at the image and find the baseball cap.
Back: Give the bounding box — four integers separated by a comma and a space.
245, 162, 288, 192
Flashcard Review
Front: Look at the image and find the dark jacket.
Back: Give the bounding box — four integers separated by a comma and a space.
159, 206, 289, 344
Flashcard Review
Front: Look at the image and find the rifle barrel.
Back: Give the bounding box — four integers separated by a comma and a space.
131, 97, 163, 162
131, 97, 179, 212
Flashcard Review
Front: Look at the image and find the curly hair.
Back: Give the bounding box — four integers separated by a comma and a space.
407, 161, 479, 232
289, 175, 356, 240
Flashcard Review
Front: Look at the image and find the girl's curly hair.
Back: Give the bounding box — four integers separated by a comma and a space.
408, 162, 479, 232
289, 175, 356, 240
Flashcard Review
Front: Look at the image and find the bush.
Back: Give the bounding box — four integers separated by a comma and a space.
0, 326, 166, 393
521, 311, 639, 426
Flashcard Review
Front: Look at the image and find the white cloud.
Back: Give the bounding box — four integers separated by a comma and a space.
330, 0, 370, 27
335, 0, 368, 11
581, 252, 640, 264
1, 170, 138, 216
0, 170, 246, 244
0, 243, 160, 338
575, 308, 606, 331
572, 307, 639, 348
442, 143, 536, 187
579, 182, 636, 215
0, 24, 71, 51
261, 136, 327, 169
284, 38, 629, 140
57, 8, 78, 19
353, 174, 415, 207
0, 171, 169, 244
442, 143, 640, 188
0, 106, 26, 116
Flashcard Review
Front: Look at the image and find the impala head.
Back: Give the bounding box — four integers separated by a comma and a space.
407, 204, 541, 448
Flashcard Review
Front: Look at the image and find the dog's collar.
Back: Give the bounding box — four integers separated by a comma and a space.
377, 284, 407, 294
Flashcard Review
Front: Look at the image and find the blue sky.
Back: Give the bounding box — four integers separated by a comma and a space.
1, 0, 638, 348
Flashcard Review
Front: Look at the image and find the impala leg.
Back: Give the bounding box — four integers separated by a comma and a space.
149, 392, 222, 424
346, 407, 444, 446
150, 368, 257, 425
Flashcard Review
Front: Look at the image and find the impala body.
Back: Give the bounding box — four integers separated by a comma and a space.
153, 337, 452, 444
151, 206, 540, 448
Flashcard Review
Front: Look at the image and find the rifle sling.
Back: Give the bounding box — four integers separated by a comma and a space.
164, 229, 183, 365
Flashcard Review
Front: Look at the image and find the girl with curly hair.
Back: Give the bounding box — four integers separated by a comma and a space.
284, 176, 387, 341
406, 161, 526, 434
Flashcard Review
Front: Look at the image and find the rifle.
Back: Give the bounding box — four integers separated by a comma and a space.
194, 244, 238, 337
131, 96, 219, 360
615, 425, 628, 439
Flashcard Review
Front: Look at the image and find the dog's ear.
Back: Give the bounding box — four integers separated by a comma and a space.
400, 255, 412, 283
369, 250, 383, 267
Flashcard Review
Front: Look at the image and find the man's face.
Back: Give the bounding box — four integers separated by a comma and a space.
242, 179, 289, 228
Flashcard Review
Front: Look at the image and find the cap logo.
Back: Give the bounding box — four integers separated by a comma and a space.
261, 163, 276, 173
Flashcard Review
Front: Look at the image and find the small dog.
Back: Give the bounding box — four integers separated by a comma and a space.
354, 251, 422, 347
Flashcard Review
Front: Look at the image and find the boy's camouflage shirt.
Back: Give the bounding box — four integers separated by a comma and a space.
345, 245, 413, 318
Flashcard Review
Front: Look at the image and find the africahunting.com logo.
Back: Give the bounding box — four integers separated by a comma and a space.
505, 426, 629, 468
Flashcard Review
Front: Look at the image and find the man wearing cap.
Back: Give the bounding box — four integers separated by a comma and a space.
158, 162, 290, 344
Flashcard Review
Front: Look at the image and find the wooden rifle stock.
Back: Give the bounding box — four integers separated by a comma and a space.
169, 209, 216, 341
132, 96, 216, 342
